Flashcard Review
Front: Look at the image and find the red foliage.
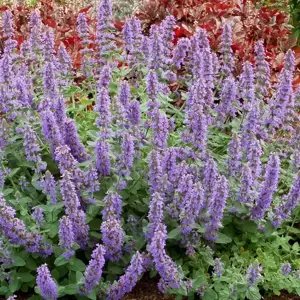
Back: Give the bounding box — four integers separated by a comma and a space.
0, 0, 95, 70
136, 0, 297, 73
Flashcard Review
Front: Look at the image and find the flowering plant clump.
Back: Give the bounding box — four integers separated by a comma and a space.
1, 1, 300, 299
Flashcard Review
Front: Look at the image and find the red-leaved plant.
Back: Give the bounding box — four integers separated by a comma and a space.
136, 0, 299, 76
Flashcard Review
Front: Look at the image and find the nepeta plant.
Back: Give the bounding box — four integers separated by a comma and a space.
0, 2, 300, 300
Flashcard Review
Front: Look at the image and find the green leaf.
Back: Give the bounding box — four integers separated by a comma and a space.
76, 271, 84, 282
26, 257, 37, 270
0, 286, 7, 295
108, 265, 124, 275
69, 258, 86, 272
18, 272, 35, 282
167, 228, 181, 240
64, 284, 78, 295
216, 233, 232, 244
54, 256, 68, 267
13, 256, 26, 266
9, 279, 20, 293
246, 287, 261, 300
203, 288, 218, 300
87, 289, 97, 300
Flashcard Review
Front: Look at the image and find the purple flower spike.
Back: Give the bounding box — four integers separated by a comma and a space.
254, 40, 270, 98
65, 118, 90, 163
272, 172, 300, 227
37, 264, 58, 300
102, 192, 122, 221
59, 215, 74, 249
41, 171, 57, 204
95, 139, 111, 176
101, 218, 125, 262
252, 153, 280, 220
107, 252, 147, 300
147, 192, 164, 240
238, 163, 254, 205
205, 175, 228, 241
173, 38, 190, 69
281, 263, 292, 275
220, 23, 233, 77
148, 222, 182, 289
82, 244, 106, 294
227, 134, 242, 177
32, 207, 44, 225
213, 258, 224, 277
247, 262, 262, 286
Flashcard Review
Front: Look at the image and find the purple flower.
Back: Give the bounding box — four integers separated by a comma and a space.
285, 50, 295, 74
118, 132, 134, 176
96, 0, 116, 63
43, 61, 59, 102
118, 81, 130, 107
239, 62, 255, 111
95, 85, 111, 137
272, 172, 300, 227
205, 175, 228, 241
267, 69, 293, 131
81, 244, 106, 294
65, 118, 90, 162
101, 218, 124, 262
160, 15, 176, 62
2, 11, 17, 53
245, 134, 263, 183
77, 13, 91, 45
227, 134, 242, 177
146, 70, 160, 101
60, 170, 81, 216
247, 262, 262, 286
147, 192, 164, 240
173, 38, 190, 69
180, 182, 204, 236
150, 108, 169, 149
23, 124, 46, 171
55, 145, 80, 174
254, 40, 270, 98
41, 171, 57, 204
281, 263, 291, 275
127, 100, 141, 126
219, 23, 233, 77
59, 215, 74, 249
149, 25, 164, 69
57, 44, 72, 78
123, 19, 134, 53
213, 258, 224, 277
252, 153, 280, 220
3, 10, 14, 39
43, 29, 56, 60
83, 166, 100, 193
148, 222, 182, 289
203, 156, 218, 205
36, 264, 58, 300
148, 150, 163, 193
54, 96, 67, 138
238, 163, 254, 204
102, 192, 122, 221
32, 207, 44, 225
107, 252, 147, 300
40, 109, 63, 157
182, 103, 208, 153
95, 139, 111, 176
72, 209, 89, 249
